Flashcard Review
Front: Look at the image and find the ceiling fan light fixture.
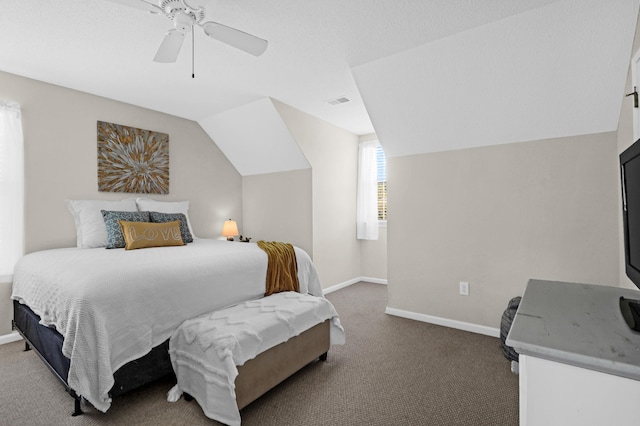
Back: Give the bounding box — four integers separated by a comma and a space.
173, 10, 193, 33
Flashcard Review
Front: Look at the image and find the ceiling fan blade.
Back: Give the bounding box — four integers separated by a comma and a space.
153, 30, 185, 63
202, 22, 268, 56
106, 0, 160, 13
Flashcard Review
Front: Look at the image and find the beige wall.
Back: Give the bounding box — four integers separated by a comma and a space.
0, 284, 11, 336
0, 70, 242, 335
387, 133, 620, 329
242, 169, 313, 255
360, 226, 387, 280
618, 11, 640, 290
272, 100, 361, 289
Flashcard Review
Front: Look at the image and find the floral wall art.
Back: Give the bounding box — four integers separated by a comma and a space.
97, 121, 169, 194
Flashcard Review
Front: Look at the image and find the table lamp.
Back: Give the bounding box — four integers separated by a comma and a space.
222, 219, 239, 241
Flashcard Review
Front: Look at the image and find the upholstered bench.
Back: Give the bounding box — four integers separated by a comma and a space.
167, 291, 345, 425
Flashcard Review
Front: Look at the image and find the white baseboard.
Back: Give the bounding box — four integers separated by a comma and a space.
0, 331, 22, 345
360, 277, 388, 285
323, 276, 387, 294
385, 307, 500, 338
315, 279, 499, 338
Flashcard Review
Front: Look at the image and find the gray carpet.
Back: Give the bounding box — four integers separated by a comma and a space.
0, 282, 519, 425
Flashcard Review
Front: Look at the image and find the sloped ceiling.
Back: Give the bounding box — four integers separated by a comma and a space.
0, 0, 638, 172
353, 0, 640, 157
199, 98, 309, 176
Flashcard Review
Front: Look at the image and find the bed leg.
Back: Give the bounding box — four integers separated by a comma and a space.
71, 392, 83, 416
24, 341, 31, 352
72, 398, 83, 416
319, 352, 328, 361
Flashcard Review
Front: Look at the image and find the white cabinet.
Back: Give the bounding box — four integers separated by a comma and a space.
507, 279, 640, 426
519, 354, 639, 426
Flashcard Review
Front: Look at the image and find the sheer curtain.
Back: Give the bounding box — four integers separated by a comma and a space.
0, 101, 24, 281
356, 140, 379, 240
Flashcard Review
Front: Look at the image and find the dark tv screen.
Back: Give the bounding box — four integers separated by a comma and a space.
619, 140, 640, 332
621, 139, 640, 288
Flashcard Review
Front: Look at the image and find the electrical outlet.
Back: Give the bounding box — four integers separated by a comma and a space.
459, 281, 470, 296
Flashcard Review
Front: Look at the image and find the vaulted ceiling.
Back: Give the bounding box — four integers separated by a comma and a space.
0, 0, 638, 174
353, 0, 640, 157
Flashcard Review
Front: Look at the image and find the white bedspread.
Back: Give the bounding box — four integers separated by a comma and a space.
167, 291, 345, 426
11, 239, 323, 412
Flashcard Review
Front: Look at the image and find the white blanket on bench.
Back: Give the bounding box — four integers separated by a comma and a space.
168, 292, 345, 425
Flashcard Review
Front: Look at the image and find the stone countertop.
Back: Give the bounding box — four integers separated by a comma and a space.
506, 279, 640, 380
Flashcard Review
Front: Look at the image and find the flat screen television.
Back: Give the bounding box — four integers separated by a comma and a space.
619, 138, 640, 331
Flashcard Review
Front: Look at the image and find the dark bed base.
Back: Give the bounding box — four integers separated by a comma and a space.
12, 300, 175, 415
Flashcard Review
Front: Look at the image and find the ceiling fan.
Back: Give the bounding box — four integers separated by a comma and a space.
108, 0, 268, 63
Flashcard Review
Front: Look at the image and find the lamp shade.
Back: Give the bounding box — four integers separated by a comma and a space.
221, 219, 239, 238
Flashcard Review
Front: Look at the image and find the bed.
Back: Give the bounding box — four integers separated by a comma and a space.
11, 238, 326, 414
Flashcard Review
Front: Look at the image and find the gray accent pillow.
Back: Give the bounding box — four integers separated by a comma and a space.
101, 210, 151, 249
148, 211, 194, 243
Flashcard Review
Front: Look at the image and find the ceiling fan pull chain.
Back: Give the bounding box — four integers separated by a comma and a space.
192, 24, 195, 79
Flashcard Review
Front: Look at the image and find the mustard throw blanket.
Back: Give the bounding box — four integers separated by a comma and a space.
257, 241, 300, 296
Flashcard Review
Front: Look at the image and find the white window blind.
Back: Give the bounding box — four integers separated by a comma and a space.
376, 145, 387, 221
357, 140, 382, 240
0, 101, 24, 281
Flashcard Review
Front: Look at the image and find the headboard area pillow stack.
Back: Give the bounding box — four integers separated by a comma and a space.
66, 198, 196, 249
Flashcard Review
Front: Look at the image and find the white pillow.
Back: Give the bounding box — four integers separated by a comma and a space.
66, 199, 138, 248
135, 198, 197, 238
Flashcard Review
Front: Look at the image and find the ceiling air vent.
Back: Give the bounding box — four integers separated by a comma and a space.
327, 96, 351, 106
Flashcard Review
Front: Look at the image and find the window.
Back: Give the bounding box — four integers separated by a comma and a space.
376, 145, 387, 221
357, 140, 386, 240
0, 101, 24, 281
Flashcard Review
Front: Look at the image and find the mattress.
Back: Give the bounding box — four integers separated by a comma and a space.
13, 300, 174, 399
